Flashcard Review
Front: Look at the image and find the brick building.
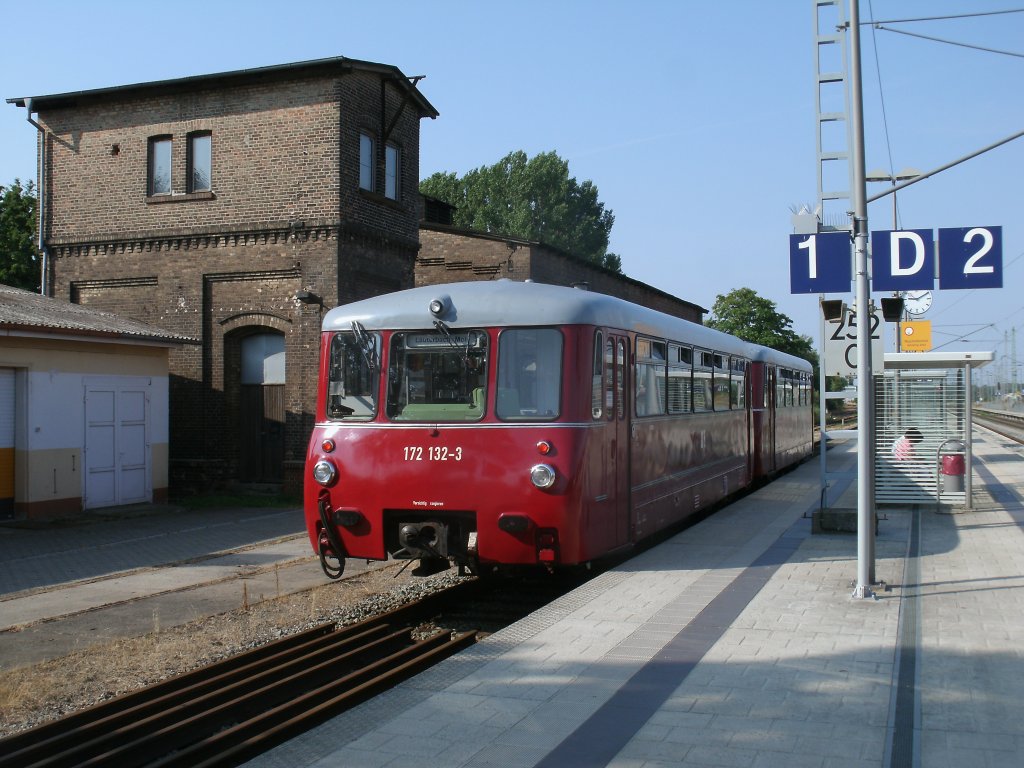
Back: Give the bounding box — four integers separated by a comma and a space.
8, 57, 438, 492
417, 221, 706, 324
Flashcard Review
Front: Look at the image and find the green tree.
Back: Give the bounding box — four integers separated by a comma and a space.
0, 179, 39, 292
420, 150, 620, 271
705, 287, 817, 366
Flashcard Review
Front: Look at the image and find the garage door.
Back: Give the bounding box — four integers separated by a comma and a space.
84, 384, 151, 509
0, 368, 13, 519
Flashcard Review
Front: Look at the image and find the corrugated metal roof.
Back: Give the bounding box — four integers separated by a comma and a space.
0, 284, 197, 345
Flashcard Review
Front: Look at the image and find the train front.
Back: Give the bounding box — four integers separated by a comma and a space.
305, 286, 585, 579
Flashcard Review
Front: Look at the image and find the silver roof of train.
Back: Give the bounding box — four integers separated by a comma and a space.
322, 280, 810, 370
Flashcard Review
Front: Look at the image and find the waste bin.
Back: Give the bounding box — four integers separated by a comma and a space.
939, 440, 966, 493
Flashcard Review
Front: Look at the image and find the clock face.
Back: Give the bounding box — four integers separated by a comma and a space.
902, 290, 932, 315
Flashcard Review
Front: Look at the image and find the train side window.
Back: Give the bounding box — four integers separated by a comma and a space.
635, 337, 666, 417
497, 328, 563, 420
731, 358, 747, 409
668, 344, 692, 414
616, 339, 626, 420
712, 353, 730, 410
693, 349, 713, 412
326, 331, 380, 419
777, 368, 795, 407
592, 331, 604, 420
605, 338, 615, 421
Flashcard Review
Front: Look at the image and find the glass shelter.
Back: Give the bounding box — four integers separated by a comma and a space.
874, 352, 993, 508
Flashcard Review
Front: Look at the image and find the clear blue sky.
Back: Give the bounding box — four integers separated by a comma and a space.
2, 1, 1021, 384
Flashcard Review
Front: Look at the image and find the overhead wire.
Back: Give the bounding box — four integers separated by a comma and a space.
872, 26, 1024, 59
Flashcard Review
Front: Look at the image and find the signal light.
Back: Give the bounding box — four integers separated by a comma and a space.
536, 440, 552, 455
321, 439, 336, 453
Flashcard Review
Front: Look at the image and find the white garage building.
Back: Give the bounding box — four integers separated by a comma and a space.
0, 284, 195, 520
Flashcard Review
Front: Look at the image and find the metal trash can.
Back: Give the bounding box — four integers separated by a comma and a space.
938, 439, 966, 493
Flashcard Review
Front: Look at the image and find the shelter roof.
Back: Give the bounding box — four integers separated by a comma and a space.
883, 352, 994, 370
0, 284, 197, 346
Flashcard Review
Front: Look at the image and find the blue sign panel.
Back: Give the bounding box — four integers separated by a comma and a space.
938, 226, 1003, 290
789, 232, 851, 294
871, 228, 935, 291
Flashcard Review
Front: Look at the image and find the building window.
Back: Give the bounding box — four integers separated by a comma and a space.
148, 136, 172, 196
359, 133, 374, 191
187, 131, 212, 193
385, 144, 400, 200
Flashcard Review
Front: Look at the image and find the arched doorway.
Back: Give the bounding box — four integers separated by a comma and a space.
238, 332, 285, 483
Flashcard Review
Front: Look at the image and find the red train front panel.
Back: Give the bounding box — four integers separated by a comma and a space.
305, 325, 605, 573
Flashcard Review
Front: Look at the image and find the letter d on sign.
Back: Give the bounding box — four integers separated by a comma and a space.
871, 228, 935, 291
890, 231, 925, 276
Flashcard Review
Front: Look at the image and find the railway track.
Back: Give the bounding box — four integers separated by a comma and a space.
974, 407, 1024, 445
0, 580, 485, 768
0, 568, 591, 768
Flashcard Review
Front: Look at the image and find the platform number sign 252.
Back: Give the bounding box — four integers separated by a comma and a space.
824, 309, 884, 376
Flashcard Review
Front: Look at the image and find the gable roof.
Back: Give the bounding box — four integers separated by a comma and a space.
0, 284, 197, 346
7, 55, 438, 119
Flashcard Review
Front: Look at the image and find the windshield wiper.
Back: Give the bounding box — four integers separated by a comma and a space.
351, 321, 379, 372
433, 320, 476, 369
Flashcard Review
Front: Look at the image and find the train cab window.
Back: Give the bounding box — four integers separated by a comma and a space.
668, 344, 692, 414
592, 331, 604, 420
693, 350, 713, 412
326, 330, 381, 419
386, 330, 488, 422
731, 358, 748, 409
635, 337, 666, 417
497, 328, 562, 421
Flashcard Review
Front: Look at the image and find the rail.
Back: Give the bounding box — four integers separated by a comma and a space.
0, 581, 482, 768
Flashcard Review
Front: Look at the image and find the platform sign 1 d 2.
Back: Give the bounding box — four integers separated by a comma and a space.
789, 232, 851, 294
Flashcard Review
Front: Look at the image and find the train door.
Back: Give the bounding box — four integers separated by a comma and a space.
766, 365, 777, 473
588, 331, 631, 554
609, 334, 631, 546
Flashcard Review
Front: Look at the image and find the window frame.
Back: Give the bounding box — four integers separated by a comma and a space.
186, 131, 212, 193
147, 135, 172, 196
385, 143, 400, 200
359, 132, 375, 192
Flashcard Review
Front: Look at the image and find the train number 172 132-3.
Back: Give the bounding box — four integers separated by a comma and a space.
403, 446, 463, 462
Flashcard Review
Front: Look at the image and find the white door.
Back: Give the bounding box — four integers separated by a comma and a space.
85, 384, 151, 509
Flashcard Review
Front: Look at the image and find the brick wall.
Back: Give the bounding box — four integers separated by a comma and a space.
39, 65, 428, 494
418, 225, 705, 324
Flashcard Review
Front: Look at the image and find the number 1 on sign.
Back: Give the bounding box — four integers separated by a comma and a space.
798, 236, 817, 279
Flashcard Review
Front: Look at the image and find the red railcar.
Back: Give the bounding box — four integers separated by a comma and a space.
304, 280, 812, 578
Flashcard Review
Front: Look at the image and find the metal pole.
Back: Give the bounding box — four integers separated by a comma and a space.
965, 363, 973, 511
849, 0, 876, 598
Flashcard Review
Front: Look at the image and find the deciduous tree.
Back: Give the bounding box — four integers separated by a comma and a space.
0, 179, 39, 292
705, 287, 817, 366
420, 150, 620, 271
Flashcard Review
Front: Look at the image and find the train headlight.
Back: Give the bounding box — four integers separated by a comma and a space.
313, 459, 338, 487
530, 463, 557, 489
